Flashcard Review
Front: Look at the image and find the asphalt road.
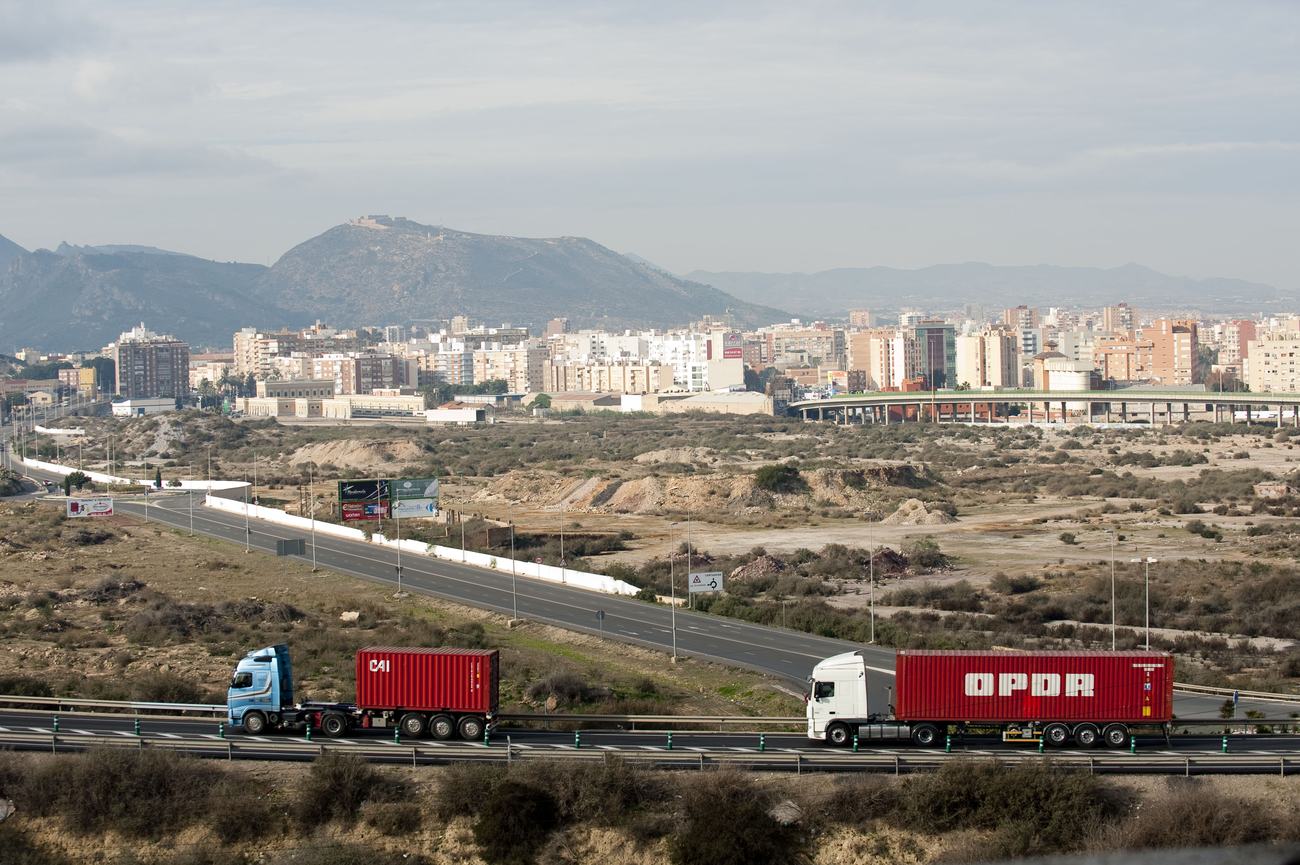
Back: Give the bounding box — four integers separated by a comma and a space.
12, 460, 1300, 721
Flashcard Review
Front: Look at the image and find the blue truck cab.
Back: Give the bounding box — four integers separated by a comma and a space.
227, 644, 295, 734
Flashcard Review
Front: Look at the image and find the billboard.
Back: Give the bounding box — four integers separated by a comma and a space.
722, 332, 743, 359
338, 479, 390, 504
66, 498, 114, 518
391, 477, 440, 502
341, 501, 389, 521
392, 498, 439, 518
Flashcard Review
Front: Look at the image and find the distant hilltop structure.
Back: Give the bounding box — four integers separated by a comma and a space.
349, 215, 397, 230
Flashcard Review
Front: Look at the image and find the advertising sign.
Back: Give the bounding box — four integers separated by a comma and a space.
722, 332, 743, 359
341, 501, 389, 521
688, 571, 725, 594
66, 497, 114, 518
391, 477, 440, 501
392, 498, 439, 518
338, 479, 390, 504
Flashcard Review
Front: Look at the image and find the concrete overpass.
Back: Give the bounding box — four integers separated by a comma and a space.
789, 389, 1300, 427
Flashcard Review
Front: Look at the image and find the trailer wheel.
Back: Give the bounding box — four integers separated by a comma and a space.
826, 722, 852, 747
431, 714, 454, 740
457, 716, 484, 741
321, 713, 348, 738
242, 711, 267, 735
399, 713, 427, 738
1074, 724, 1100, 748
911, 723, 941, 747
1043, 723, 1071, 747
1102, 724, 1129, 749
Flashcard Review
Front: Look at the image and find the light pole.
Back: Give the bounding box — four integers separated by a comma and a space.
207, 445, 212, 483
309, 465, 317, 571
559, 503, 566, 584
1106, 529, 1117, 650
394, 498, 404, 597
1130, 557, 1156, 649
685, 519, 692, 610
868, 532, 876, 644
509, 510, 518, 623
668, 525, 678, 662
243, 475, 251, 553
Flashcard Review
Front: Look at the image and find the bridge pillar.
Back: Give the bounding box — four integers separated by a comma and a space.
1183, 403, 1190, 422
1061, 401, 1067, 424
1294, 405, 1298, 428
1246, 405, 1252, 424
1026, 401, 1033, 424
1278, 406, 1284, 429
1166, 402, 1173, 427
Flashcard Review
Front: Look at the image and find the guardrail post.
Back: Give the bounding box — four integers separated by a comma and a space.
574, 731, 581, 749
394, 728, 400, 744
1282, 758, 1286, 778
946, 734, 952, 753
1221, 735, 1228, 754
412, 747, 417, 768
852, 734, 858, 753
227, 741, 232, 761
1129, 736, 1136, 754
134, 718, 141, 736
217, 722, 225, 739
484, 727, 490, 747
667, 732, 673, 750
305, 725, 312, 742
52, 716, 59, 733
759, 734, 765, 752
51, 733, 57, 754
795, 754, 801, 775
1037, 737, 1043, 754
507, 736, 513, 765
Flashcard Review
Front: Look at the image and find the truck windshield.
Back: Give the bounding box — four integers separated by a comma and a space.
814, 682, 834, 699
230, 672, 253, 689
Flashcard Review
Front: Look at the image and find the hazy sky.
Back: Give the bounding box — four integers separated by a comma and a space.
1, 1, 1297, 286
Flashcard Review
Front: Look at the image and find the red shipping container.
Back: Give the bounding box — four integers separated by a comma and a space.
896, 650, 1172, 724
354, 647, 499, 715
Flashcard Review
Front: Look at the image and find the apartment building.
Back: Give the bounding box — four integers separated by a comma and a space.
911, 321, 957, 389
845, 328, 918, 390
955, 329, 1019, 388
233, 325, 363, 377
545, 361, 667, 394
310, 353, 401, 395
763, 325, 846, 370
1219, 320, 1257, 365
848, 309, 874, 328
1145, 318, 1199, 385
473, 345, 548, 392
1245, 332, 1300, 393
112, 324, 190, 399
1102, 304, 1135, 335
1093, 335, 1154, 383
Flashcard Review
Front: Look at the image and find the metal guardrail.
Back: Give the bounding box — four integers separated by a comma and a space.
0, 695, 224, 715
0, 731, 1295, 776
1171, 683, 1300, 704
500, 712, 804, 729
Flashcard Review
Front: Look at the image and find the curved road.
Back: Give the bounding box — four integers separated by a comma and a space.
13, 461, 1300, 721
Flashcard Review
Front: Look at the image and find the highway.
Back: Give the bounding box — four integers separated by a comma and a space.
13, 460, 1300, 721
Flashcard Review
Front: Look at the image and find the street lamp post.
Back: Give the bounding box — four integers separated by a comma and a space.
1106, 529, 1117, 650
243, 474, 251, 553
509, 509, 518, 623
668, 526, 678, 662
868, 531, 876, 644
1130, 557, 1157, 649
309, 465, 317, 571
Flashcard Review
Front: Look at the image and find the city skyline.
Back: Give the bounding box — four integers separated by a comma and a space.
1, 1, 1298, 287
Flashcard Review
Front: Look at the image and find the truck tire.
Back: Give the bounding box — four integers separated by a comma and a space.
430, 714, 455, 740
826, 722, 852, 747
1102, 724, 1129, 749
242, 711, 267, 735
321, 713, 348, 738
911, 723, 941, 747
1073, 724, 1100, 748
399, 712, 427, 738
457, 715, 484, 741
1043, 723, 1071, 747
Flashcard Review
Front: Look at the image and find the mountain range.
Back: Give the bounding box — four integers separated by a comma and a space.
0, 218, 780, 350
686, 263, 1298, 319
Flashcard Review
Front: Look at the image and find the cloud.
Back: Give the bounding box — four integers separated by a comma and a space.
0, 0, 100, 63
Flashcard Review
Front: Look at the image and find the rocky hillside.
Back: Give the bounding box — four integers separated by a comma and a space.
0, 245, 296, 350
0, 233, 25, 270
258, 216, 784, 329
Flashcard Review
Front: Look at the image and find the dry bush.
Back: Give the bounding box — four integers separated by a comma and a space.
471, 780, 559, 865
433, 762, 507, 820
293, 753, 408, 828
668, 770, 807, 865
362, 801, 422, 836
1094, 780, 1291, 850
511, 758, 666, 824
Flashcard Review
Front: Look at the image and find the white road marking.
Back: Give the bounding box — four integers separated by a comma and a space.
72, 729, 96, 736
112, 731, 136, 737
157, 733, 182, 739
28, 726, 50, 733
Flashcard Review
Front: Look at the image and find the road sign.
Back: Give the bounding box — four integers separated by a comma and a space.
391, 477, 440, 501
341, 501, 389, 521
688, 571, 724, 594
66, 497, 113, 518
338, 479, 390, 504
275, 538, 306, 556
392, 498, 438, 518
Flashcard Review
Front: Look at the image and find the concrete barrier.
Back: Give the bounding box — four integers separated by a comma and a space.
28, 456, 639, 597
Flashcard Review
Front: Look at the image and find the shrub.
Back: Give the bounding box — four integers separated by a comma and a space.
0, 824, 72, 865
210, 779, 280, 843
1059, 532, 1077, 545
294, 753, 407, 828
1098, 782, 1283, 850
434, 763, 506, 820
0, 674, 53, 697
363, 801, 422, 835
524, 672, 603, 707
753, 464, 806, 494
472, 780, 559, 865
13, 748, 218, 838
130, 672, 212, 704
513, 758, 665, 824
669, 770, 806, 865
903, 537, 948, 570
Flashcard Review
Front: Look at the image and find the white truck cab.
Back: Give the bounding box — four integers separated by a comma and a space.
806, 650, 915, 745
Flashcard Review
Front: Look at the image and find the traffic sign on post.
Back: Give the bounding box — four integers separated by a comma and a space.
688, 572, 724, 594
